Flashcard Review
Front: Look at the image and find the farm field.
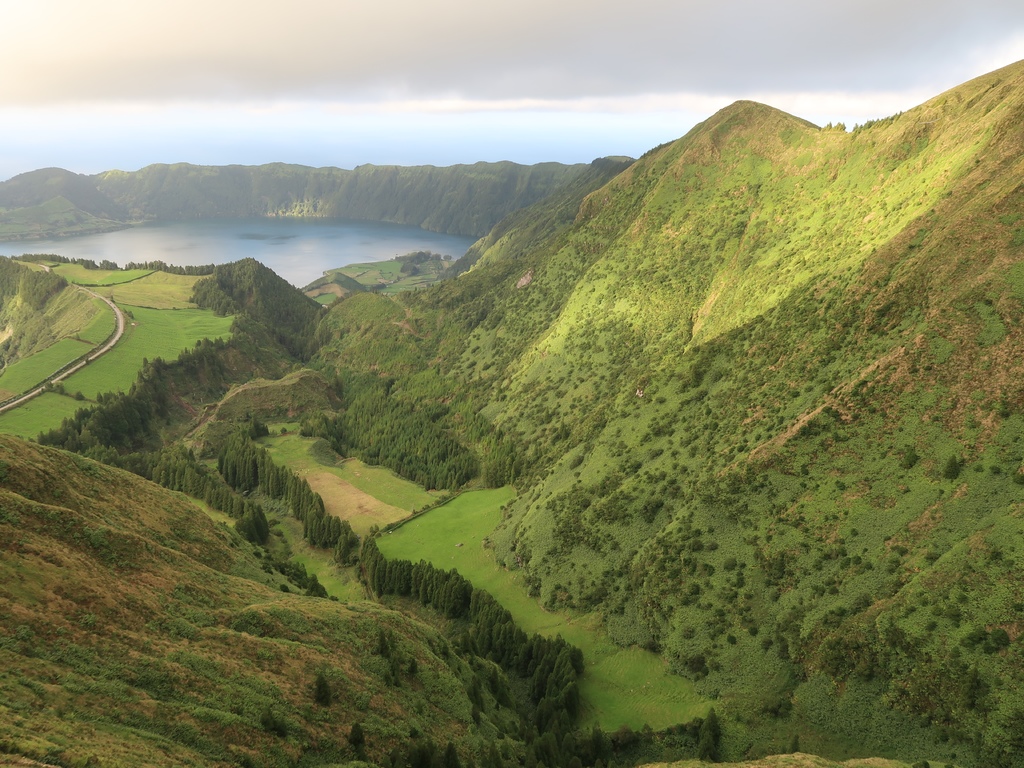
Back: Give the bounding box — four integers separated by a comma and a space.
94, 271, 203, 309
259, 426, 440, 534
0, 337, 91, 399
333, 260, 404, 285
378, 488, 709, 730
77, 299, 116, 343
61, 305, 233, 398
52, 263, 154, 285
324, 256, 452, 294
0, 391, 85, 438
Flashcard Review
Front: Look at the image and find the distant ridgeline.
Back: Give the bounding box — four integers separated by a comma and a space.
0, 160, 596, 240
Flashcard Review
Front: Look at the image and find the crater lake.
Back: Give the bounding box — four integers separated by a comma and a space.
0, 218, 477, 287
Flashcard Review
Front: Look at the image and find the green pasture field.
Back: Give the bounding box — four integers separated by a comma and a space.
61, 305, 233, 399
0, 338, 91, 398
52, 263, 154, 285
94, 271, 203, 309
327, 258, 451, 293
259, 426, 440, 534
189, 496, 234, 526
334, 260, 404, 286
378, 488, 709, 730
0, 392, 85, 439
78, 298, 116, 343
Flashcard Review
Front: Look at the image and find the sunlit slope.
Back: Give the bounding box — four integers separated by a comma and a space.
0, 259, 114, 399
0, 436, 513, 768
312, 61, 1024, 764
465, 62, 1024, 762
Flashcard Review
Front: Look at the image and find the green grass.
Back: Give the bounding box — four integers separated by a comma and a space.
326, 257, 453, 294
271, 513, 366, 601
61, 305, 233, 398
258, 427, 440, 534
0, 392, 86, 438
94, 271, 202, 309
0, 338, 91, 398
378, 488, 708, 730
334, 459, 439, 511
191, 493, 366, 602
78, 299, 116, 344
52, 264, 154, 285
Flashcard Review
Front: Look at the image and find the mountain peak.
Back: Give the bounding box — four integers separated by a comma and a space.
700, 99, 820, 136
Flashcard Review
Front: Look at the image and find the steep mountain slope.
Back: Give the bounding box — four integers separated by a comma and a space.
314, 61, 1024, 764
0, 435, 520, 767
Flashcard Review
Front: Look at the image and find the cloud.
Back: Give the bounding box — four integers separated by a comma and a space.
5, 0, 1023, 105
2, 1, 1021, 179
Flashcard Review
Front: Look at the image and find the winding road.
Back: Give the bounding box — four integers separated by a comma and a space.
0, 286, 127, 415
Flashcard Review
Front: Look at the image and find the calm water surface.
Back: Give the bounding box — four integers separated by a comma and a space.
0, 219, 477, 287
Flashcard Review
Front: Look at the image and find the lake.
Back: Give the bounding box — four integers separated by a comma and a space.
0, 219, 478, 288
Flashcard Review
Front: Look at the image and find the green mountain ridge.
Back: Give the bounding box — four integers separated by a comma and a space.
306, 59, 1024, 764
4, 59, 1024, 768
0, 436, 527, 767
0, 160, 601, 241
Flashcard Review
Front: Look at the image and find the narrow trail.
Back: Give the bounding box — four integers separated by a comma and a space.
0, 286, 127, 415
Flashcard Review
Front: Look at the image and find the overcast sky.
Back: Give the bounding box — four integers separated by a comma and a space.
2, 0, 1023, 179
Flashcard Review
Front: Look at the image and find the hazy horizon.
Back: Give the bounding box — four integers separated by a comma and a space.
3, 1, 1023, 181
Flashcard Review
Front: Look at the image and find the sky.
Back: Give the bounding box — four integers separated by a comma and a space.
1, 0, 1023, 180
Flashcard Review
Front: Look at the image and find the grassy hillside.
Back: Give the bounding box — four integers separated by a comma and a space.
0, 168, 129, 238
310, 61, 1024, 765
6, 59, 1024, 768
0, 436, 521, 767
305, 251, 457, 298
0, 258, 114, 399
379, 489, 709, 732
59, 304, 234, 399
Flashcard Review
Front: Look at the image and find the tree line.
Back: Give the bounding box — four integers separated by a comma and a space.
362, 538, 724, 766
0, 257, 67, 310
301, 374, 477, 491
218, 430, 359, 561
190, 258, 324, 360
14, 253, 216, 275
362, 538, 589, 766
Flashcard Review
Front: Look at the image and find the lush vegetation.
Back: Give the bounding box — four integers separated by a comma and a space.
300, 371, 478, 491
305, 251, 457, 300
0, 161, 592, 240
192, 258, 323, 359
64, 305, 233, 399
0, 437, 517, 767
305, 62, 1024, 765
5, 60, 1024, 768
218, 429, 360, 560
379, 489, 708, 731
0, 257, 115, 402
